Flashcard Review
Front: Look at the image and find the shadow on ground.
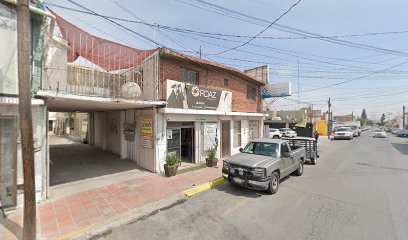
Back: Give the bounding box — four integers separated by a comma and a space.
212, 175, 292, 198
50, 143, 143, 186
391, 143, 408, 155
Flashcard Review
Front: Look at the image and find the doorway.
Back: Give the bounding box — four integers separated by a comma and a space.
221, 120, 231, 158
0, 116, 17, 208
167, 122, 195, 164
181, 128, 194, 163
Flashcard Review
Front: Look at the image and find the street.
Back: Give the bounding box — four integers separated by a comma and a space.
104, 131, 408, 240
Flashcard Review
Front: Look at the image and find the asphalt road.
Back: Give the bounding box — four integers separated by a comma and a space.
104, 131, 408, 240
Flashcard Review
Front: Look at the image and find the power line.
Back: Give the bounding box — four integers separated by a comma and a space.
174, 0, 408, 57
215, 0, 302, 55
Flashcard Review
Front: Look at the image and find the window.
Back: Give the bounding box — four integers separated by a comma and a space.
224, 79, 229, 87
247, 85, 256, 101
233, 121, 241, 147
281, 143, 290, 155
179, 68, 199, 85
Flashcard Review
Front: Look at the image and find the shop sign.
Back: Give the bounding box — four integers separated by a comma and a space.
123, 123, 136, 141
186, 85, 222, 110
142, 119, 153, 136
203, 123, 218, 151
142, 136, 153, 149
166, 129, 173, 139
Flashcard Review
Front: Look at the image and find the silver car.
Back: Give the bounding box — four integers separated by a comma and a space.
333, 127, 354, 140
373, 129, 386, 138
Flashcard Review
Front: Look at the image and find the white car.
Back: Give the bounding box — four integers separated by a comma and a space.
268, 128, 282, 139
279, 128, 297, 138
373, 129, 386, 138
333, 127, 354, 140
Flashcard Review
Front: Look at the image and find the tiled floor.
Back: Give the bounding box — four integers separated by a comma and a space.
0, 162, 222, 240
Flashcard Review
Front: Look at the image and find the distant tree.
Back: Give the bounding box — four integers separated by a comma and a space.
380, 113, 386, 126
360, 109, 368, 126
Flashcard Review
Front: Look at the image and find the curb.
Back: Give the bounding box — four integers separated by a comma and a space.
183, 177, 225, 197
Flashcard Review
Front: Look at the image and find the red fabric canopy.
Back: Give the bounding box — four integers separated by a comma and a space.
49, 9, 158, 71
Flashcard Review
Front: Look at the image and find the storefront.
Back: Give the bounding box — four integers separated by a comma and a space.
155, 80, 264, 172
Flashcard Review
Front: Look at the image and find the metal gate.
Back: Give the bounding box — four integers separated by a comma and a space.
0, 116, 17, 208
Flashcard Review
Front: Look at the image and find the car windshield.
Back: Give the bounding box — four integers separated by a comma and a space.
337, 128, 351, 132
280, 128, 291, 131
374, 130, 384, 133
242, 142, 279, 157
346, 126, 358, 130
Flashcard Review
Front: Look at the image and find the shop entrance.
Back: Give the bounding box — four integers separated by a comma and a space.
167, 122, 195, 163
221, 120, 231, 158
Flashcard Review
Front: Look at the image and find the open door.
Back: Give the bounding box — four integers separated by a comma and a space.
0, 116, 17, 208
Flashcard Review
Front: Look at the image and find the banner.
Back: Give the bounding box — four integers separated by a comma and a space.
261, 82, 291, 98
166, 80, 231, 111
142, 119, 153, 137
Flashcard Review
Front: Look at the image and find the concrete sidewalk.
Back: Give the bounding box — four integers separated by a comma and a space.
0, 163, 222, 240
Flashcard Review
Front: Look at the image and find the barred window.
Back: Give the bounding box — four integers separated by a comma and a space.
247, 85, 256, 101
179, 68, 199, 85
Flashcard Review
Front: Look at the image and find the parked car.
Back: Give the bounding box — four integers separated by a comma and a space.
373, 129, 387, 138
397, 130, 408, 138
344, 125, 360, 137
391, 128, 401, 135
268, 128, 282, 139
222, 139, 306, 194
279, 128, 297, 138
333, 127, 354, 140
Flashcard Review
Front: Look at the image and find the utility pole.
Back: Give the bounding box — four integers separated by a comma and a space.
327, 98, 331, 139
17, 0, 37, 239
199, 46, 202, 59
403, 105, 406, 129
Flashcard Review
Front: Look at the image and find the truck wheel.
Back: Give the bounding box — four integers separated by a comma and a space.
266, 172, 279, 194
295, 161, 304, 176
273, 135, 279, 139
310, 157, 317, 165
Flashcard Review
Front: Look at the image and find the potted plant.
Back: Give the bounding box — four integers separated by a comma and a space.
206, 147, 218, 167
164, 153, 180, 177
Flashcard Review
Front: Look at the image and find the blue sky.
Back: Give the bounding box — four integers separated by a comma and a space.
47, 0, 408, 120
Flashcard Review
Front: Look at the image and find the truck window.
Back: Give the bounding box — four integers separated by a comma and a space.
281, 143, 290, 155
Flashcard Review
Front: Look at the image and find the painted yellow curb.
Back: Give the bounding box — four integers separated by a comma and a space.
184, 177, 225, 197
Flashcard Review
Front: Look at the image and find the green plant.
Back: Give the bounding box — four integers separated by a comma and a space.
207, 147, 217, 160
166, 153, 180, 166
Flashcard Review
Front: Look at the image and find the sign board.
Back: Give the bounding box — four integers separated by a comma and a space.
123, 123, 136, 141
142, 119, 153, 137
203, 123, 218, 151
261, 82, 291, 98
142, 136, 153, 149
186, 85, 222, 110
244, 65, 269, 84
166, 80, 232, 111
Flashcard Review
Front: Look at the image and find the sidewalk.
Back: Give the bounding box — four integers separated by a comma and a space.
0, 162, 222, 240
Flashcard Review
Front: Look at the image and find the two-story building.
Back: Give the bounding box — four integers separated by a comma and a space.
0, 1, 54, 208
3, 10, 266, 202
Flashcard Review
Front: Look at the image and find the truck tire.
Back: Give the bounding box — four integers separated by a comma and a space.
294, 161, 304, 176
266, 172, 279, 194
310, 157, 317, 165
273, 135, 279, 139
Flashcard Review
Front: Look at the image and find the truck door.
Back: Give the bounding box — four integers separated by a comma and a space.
280, 142, 293, 176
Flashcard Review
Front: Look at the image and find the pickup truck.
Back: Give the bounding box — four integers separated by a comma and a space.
222, 139, 306, 194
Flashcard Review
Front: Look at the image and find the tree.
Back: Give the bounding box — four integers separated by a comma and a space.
380, 113, 386, 126
359, 109, 368, 126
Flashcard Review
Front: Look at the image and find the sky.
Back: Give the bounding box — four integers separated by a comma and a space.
45, 0, 408, 121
